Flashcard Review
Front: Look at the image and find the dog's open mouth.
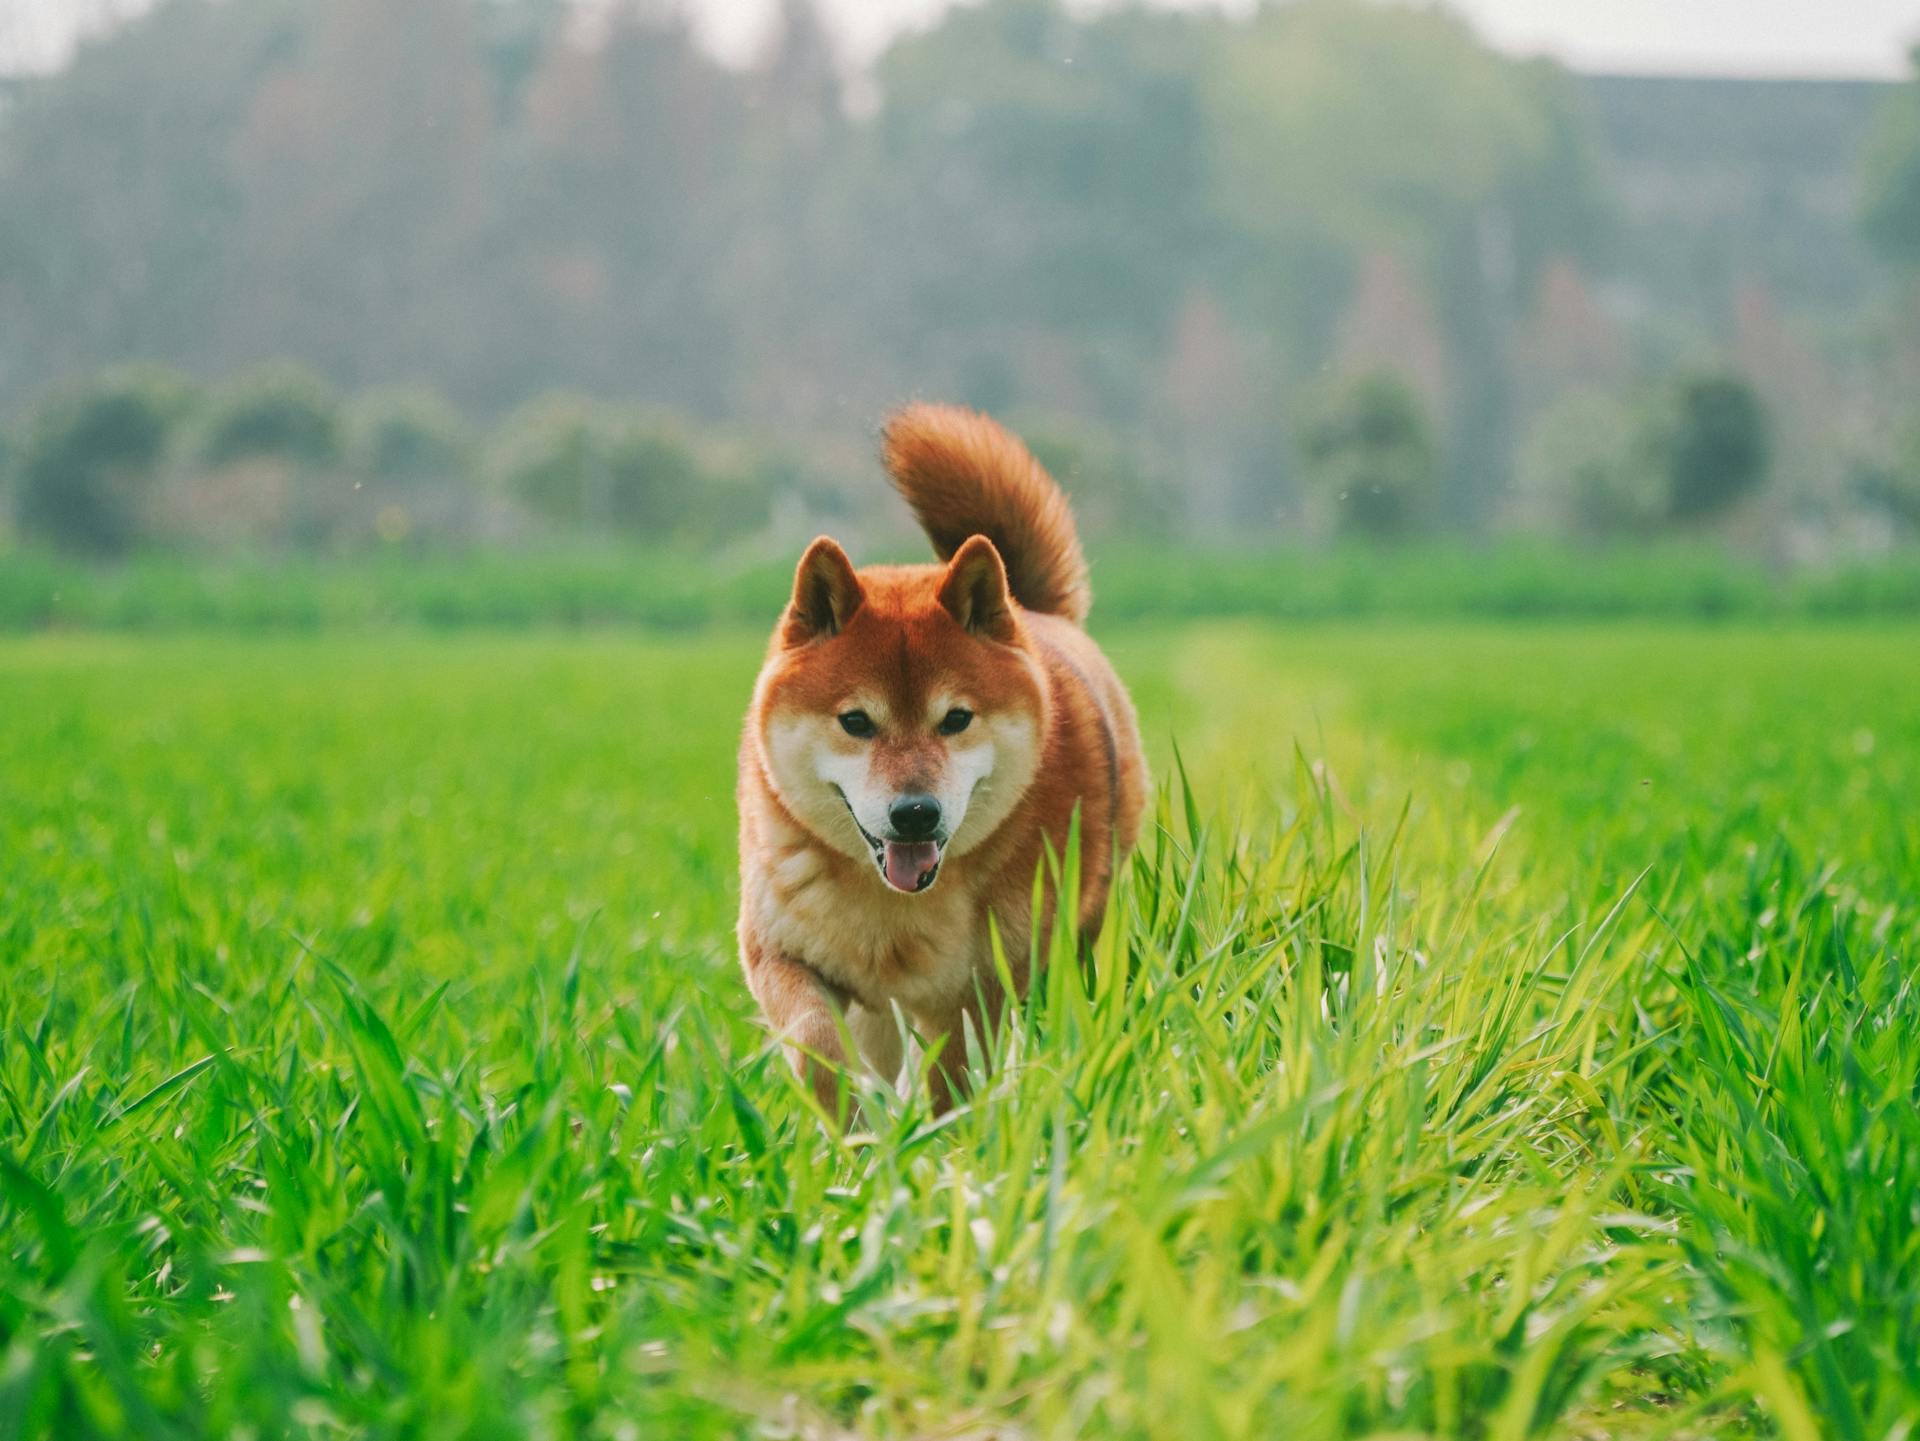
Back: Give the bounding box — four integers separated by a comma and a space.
835, 791, 945, 893
875, 836, 942, 892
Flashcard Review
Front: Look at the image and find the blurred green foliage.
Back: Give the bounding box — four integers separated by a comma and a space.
1895, 421, 1920, 524
1514, 389, 1663, 539
1863, 45, 1920, 268
0, 366, 796, 556
198, 365, 344, 470
1018, 416, 1179, 539
1852, 418, 1920, 531
0, 0, 1912, 557
1514, 374, 1774, 537
0, 0, 1824, 534
13, 366, 197, 556
4, 541, 1920, 633
490, 398, 771, 547
1296, 371, 1437, 538
1654, 372, 1771, 523
350, 388, 472, 487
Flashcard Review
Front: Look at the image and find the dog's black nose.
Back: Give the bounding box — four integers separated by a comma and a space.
889, 793, 942, 840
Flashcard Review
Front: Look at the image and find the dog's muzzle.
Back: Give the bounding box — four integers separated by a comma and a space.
834, 788, 946, 893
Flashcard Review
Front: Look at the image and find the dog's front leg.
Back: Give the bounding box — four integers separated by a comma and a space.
742, 941, 853, 1122
845, 1002, 907, 1091
920, 985, 1006, 1115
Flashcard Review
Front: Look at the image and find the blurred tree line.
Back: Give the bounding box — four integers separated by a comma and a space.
2, 0, 1918, 556
2, 362, 848, 556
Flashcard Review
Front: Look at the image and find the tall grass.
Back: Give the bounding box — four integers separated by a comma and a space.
0, 762, 1677, 1436
2, 625, 1916, 1437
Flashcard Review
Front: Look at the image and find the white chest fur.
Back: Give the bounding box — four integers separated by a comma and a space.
743, 814, 1004, 1018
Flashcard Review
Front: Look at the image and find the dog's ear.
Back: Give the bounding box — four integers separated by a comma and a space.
938, 535, 1016, 642
784, 536, 863, 644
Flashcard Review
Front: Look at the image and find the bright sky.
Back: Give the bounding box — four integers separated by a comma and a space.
1448, 0, 1919, 79
729, 0, 1920, 77
4, 0, 1917, 78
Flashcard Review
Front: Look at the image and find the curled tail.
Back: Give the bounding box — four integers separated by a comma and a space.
881, 403, 1092, 624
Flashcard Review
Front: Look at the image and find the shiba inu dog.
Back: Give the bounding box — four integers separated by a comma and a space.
737, 403, 1147, 1117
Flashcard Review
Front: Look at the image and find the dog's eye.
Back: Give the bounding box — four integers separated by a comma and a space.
938, 708, 974, 736
838, 710, 876, 738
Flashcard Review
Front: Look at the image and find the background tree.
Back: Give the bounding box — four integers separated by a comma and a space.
0, 427, 14, 535
1297, 371, 1437, 539
862, 0, 1210, 424
488, 398, 768, 545
0, 0, 298, 409
199, 366, 343, 470
1896, 423, 1920, 529
227, 0, 498, 395
1512, 389, 1662, 540
1856, 418, 1920, 532
1199, 0, 1606, 523
512, 8, 752, 415
490, 396, 608, 531
1653, 373, 1771, 523
0, 0, 1902, 551
350, 388, 470, 489
1863, 46, 1920, 270
597, 416, 711, 540
1020, 417, 1179, 541
15, 367, 195, 555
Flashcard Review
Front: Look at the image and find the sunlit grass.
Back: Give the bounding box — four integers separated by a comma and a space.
2, 625, 1915, 1438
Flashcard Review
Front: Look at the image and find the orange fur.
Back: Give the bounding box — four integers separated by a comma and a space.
883, 403, 1092, 624
738, 406, 1146, 1120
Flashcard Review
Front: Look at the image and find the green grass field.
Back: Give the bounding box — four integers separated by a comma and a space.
4, 623, 1918, 1439
7, 543, 1920, 630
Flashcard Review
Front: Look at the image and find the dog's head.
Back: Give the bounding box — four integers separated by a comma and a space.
751, 535, 1047, 894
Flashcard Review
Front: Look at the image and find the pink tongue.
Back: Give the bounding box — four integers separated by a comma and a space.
883, 840, 940, 892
